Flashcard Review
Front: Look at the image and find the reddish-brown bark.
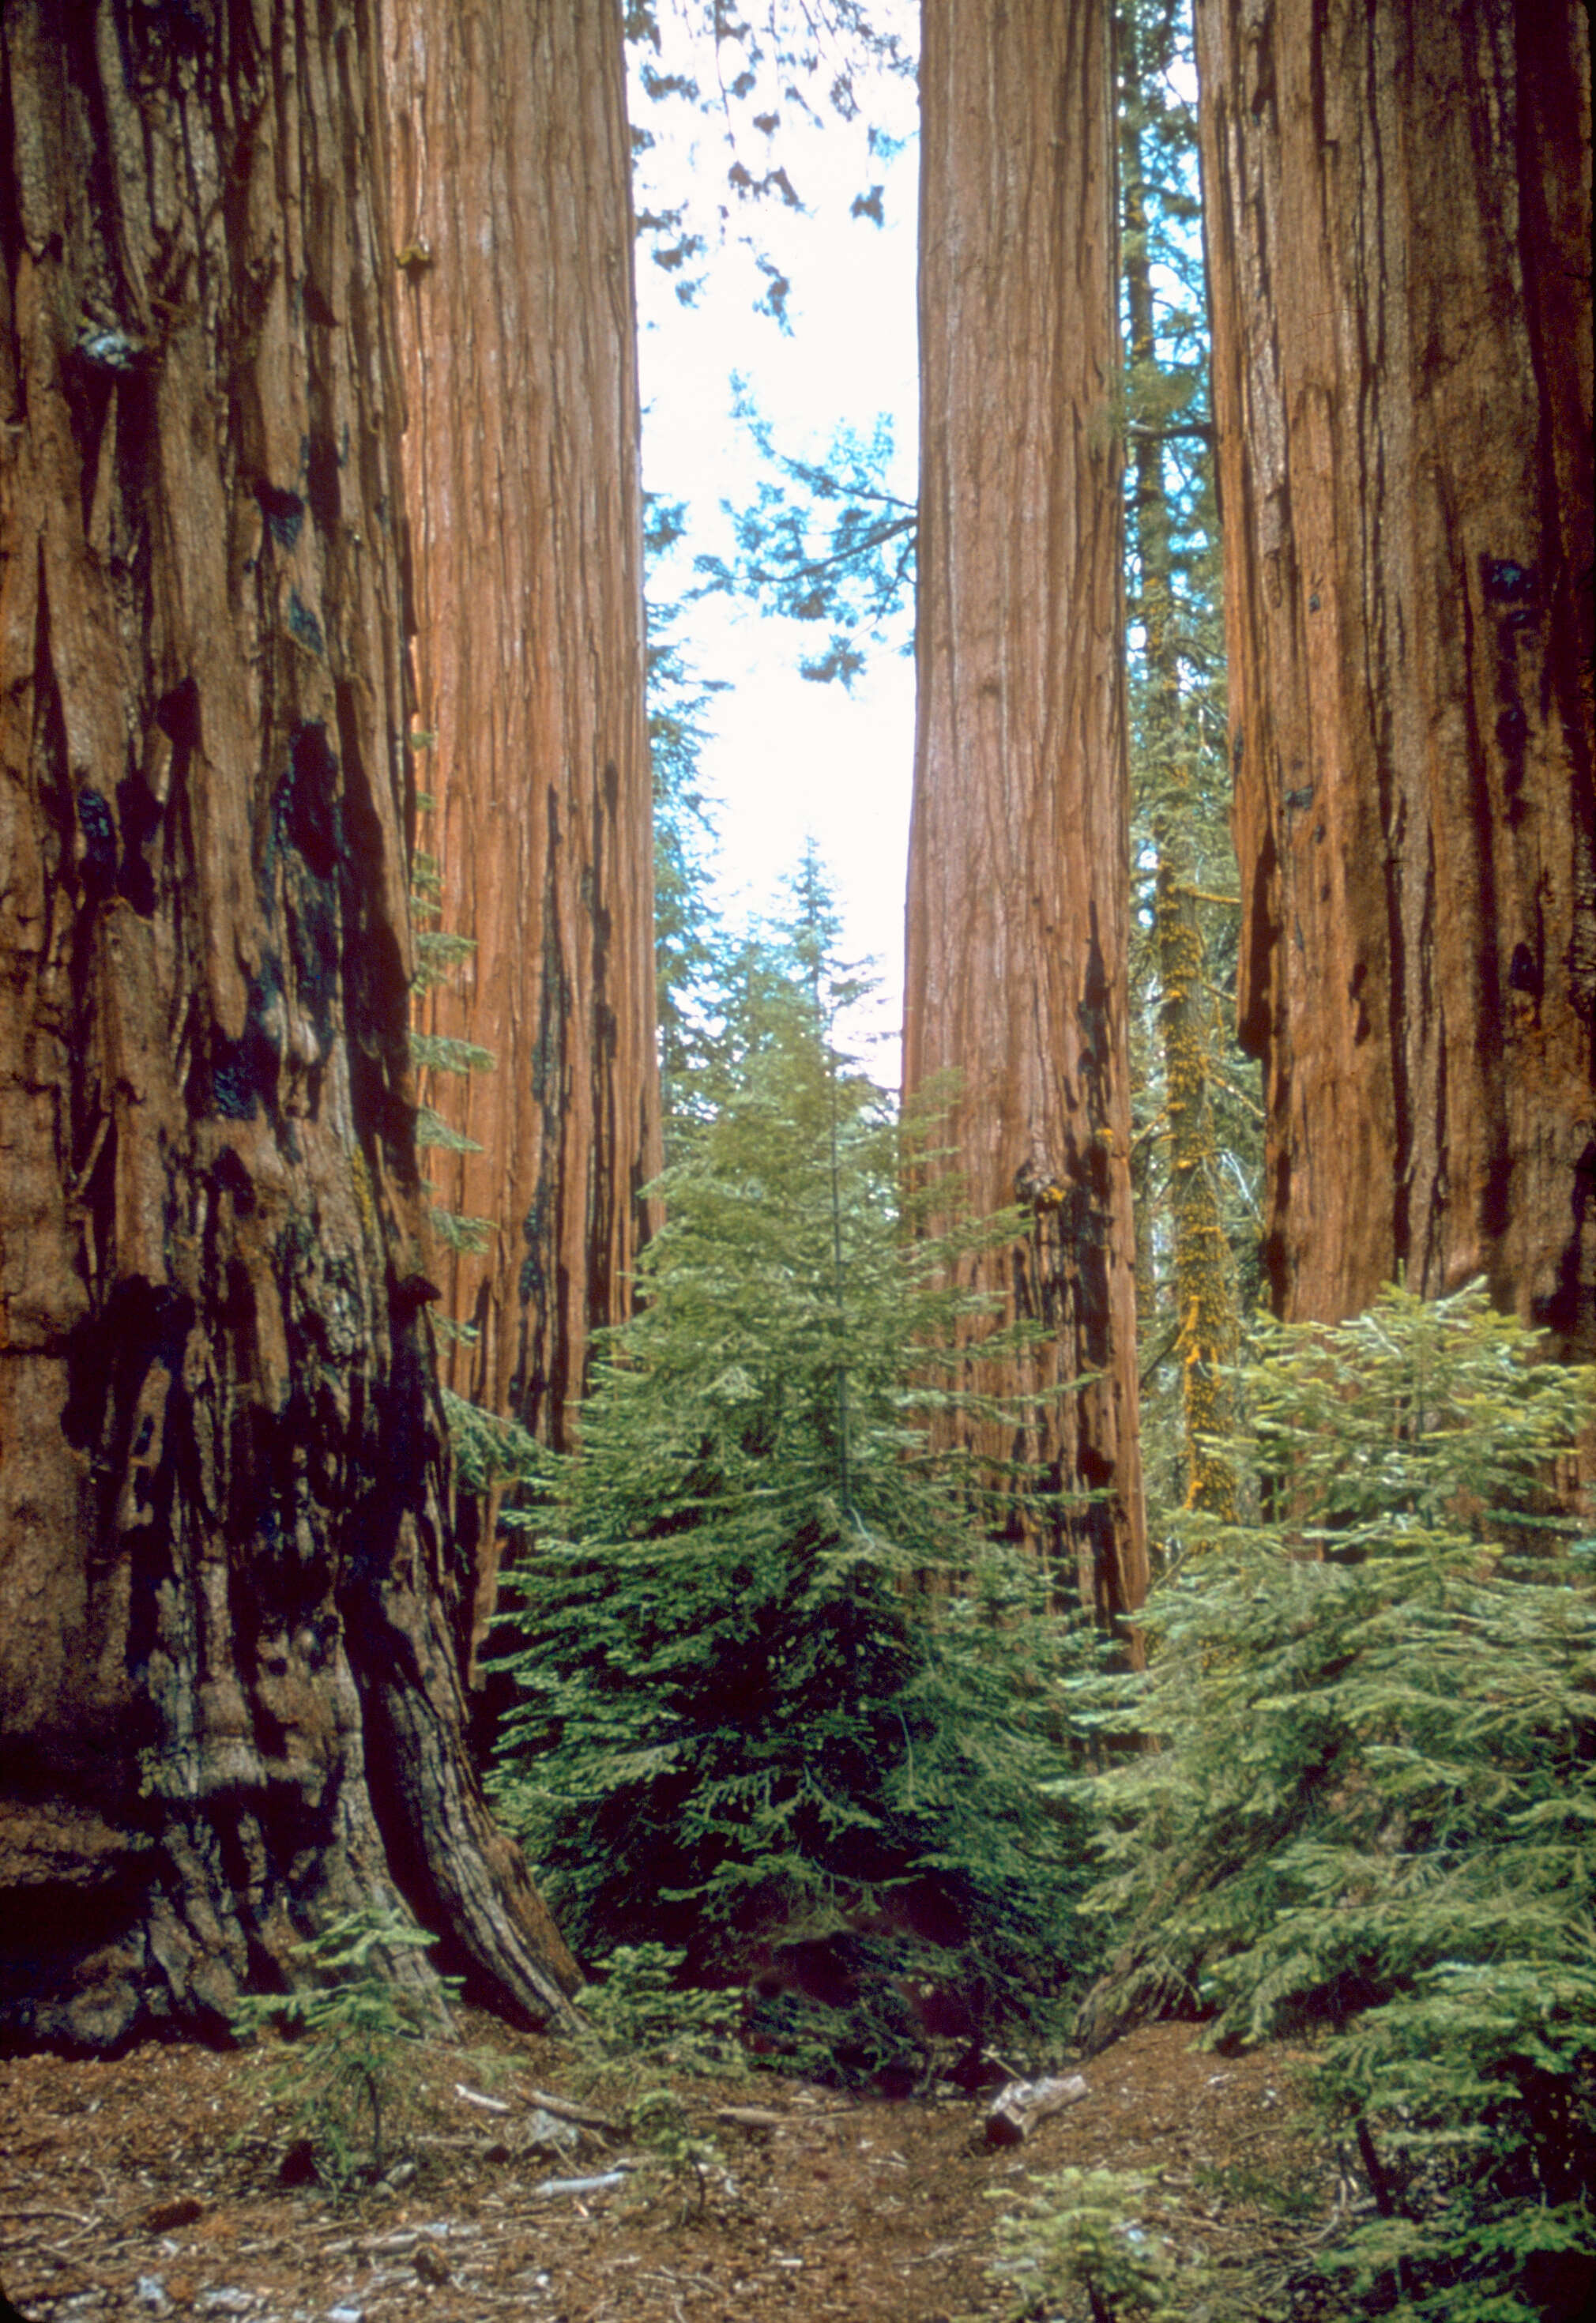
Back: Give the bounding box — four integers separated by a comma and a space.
0, 0, 576, 2046
382, 1, 659, 1504
905, 0, 1147, 1628
1197, 0, 1594, 1349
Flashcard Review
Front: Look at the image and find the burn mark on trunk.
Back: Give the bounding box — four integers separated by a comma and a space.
252, 480, 305, 552
210, 967, 284, 1122
1075, 903, 1113, 1131
1482, 555, 1539, 815
1237, 816, 1277, 1060
333, 681, 412, 1174
306, 433, 342, 533
76, 786, 117, 900
274, 726, 343, 882
532, 805, 570, 1106
284, 590, 324, 659
63, 1282, 196, 1693
1539, 1136, 1596, 1342
115, 769, 160, 916
1508, 938, 1541, 1002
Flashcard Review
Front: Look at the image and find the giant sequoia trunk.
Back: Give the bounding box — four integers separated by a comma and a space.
0, 0, 577, 2047
904, 0, 1148, 1628
382, 1, 658, 1544
1197, 0, 1594, 1350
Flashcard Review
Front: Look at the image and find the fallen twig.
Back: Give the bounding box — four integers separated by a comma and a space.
529, 2166, 633, 2200
454, 2082, 513, 2114
524, 2088, 624, 2134
715, 2102, 853, 2128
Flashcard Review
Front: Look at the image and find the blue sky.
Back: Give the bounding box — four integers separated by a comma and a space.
630, 16, 920, 1064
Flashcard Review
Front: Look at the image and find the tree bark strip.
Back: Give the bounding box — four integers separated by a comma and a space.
382, 0, 659, 1536
0, 0, 576, 2046
1197, 0, 1594, 1348
905, 0, 1147, 1628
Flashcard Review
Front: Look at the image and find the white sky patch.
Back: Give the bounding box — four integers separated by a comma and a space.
630, 19, 920, 1062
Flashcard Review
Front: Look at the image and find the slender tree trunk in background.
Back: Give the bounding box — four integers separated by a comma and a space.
905, 0, 1148, 1632
1120, 6, 1236, 1516
382, 3, 659, 1602
1197, 0, 1594, 1350
0, 0, 577, 2047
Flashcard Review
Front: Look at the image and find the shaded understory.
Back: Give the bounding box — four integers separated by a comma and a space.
0, 2013, 1343, 2323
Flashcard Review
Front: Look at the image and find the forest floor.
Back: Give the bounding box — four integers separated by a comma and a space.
2, 2012, 1349, 2323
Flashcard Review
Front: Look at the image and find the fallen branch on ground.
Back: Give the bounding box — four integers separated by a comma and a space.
984, 2073, 1090, 2147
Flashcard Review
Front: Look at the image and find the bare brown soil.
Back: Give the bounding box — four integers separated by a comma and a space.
1, 2016, 1342, 2323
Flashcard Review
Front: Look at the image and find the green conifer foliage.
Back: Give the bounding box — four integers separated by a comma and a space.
488, 926, 1093, 2028
407, 810, 544, 1515
643, 494, 734, 1157
1078, 1282, 1596, 2322
690, 388, 916, 687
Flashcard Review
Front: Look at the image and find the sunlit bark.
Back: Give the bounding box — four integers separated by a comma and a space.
382, 6, 659, 1425
381, 0, 661, 1658
905, 0, 1148, 1630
